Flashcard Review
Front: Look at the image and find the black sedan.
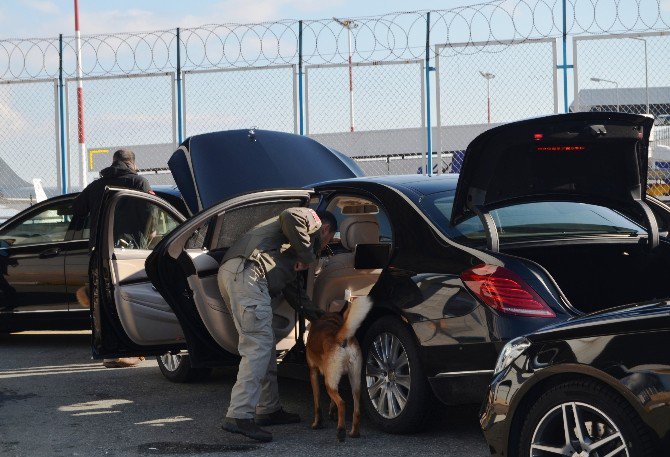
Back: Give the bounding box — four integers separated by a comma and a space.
89, 113, 670, 434
480, 301, 670, 456
0, 186, 187, 333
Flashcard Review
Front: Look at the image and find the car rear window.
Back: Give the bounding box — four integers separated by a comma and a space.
421, 190, 645, 243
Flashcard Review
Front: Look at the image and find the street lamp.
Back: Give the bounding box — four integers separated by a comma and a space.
334, 17, 358, 133
629, 36, 649, 115
479, 71, 495, 124
591, 77, 620, 112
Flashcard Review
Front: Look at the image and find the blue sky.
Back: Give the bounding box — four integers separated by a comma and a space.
2, 1, 468, 38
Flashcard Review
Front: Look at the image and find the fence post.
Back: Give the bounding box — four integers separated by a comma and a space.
58, 33, 68, 194
561, 0, 570, 113
298, 20, 304, 135
425, 12, 433, 176
176, 27, 184, 143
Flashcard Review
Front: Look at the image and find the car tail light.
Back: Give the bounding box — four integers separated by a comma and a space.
460, 264, 556, 318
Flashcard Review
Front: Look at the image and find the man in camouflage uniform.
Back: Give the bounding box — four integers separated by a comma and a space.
218, 208, 337, 442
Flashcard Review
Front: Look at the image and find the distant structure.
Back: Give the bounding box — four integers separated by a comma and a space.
571, 87, 670, 116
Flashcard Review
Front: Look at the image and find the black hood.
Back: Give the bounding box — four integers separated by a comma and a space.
169, 129, 364, 215
100, 161, 137, 179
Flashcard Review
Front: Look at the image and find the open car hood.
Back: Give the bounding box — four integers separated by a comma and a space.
451, 112, 655, 227
169, 129, 364, 214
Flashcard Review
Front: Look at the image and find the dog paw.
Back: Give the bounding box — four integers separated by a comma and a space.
348, 430, 360, 438
336, 428, 346, 442
311, 421, 323, 430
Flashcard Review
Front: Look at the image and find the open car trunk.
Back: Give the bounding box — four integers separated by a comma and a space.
503, 241, 670, 314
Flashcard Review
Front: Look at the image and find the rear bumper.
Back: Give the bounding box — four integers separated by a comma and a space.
428, 370, 494, 405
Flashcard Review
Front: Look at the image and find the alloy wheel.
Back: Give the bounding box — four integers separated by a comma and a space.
159, 353, 183, 372
530, 401, 629, 457
365, 332, 411, 419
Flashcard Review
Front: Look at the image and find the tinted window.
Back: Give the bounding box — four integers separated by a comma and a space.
422, 190, 644, 242
0, 201, 73, 246
113, 197, 179, 250
215, 200, 304, 249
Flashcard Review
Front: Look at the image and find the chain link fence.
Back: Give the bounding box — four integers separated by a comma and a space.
66, 72, 177, 188
183, 65, 297, 137
435, 38, 558, 174
305, 60, 425, 175
573, 31, 670, 198
0, 0, 670, 211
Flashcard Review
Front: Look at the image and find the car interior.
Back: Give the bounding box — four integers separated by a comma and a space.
105, 192, 393, 356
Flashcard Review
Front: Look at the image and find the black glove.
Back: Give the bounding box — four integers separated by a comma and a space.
301, 307, 326, 322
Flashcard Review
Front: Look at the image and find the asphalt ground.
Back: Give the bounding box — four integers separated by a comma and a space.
0, 331, 490, 457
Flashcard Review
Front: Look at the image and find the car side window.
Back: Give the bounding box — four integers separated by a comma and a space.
0, 201, 74, 246
112, 197, 179, 250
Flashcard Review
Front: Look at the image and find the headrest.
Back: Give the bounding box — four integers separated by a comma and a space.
339, 215, 379, 250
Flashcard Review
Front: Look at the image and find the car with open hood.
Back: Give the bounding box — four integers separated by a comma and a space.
89, 113, 670, 433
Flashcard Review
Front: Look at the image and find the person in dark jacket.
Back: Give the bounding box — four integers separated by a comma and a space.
72, 149, 152, 368
72, 149, 153, 248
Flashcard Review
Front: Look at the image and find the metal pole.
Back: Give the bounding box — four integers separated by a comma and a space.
334, 18, 356, 133
298, 20, 304, 135
487, 78, 491, 124
74, 0, 87, 187
616, 82, 619, 112
176, 27, 183, 143
425, 12, 433, 177
562, 0, 569, 113
347, 25, 354, 133
58, 34, 68, 194
644, 40, 649, 114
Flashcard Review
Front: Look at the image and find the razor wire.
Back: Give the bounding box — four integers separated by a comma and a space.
0, 0, 668, 208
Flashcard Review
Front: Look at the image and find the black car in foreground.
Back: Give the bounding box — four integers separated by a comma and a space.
480, 301, 670, 456
89, 113, 670, 433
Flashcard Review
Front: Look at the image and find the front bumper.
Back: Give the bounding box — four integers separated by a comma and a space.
479, 371, 516, 457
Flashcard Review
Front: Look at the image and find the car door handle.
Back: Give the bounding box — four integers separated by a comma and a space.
39, 247, 61, 259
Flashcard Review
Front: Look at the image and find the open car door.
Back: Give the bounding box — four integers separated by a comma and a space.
90, 187, 187, 359
145, 189, 313, 368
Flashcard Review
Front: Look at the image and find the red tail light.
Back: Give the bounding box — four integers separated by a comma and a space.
460, 264, 556, 318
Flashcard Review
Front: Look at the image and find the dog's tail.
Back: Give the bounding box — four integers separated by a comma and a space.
76, 286, 90, 308
337, 296, 373, 342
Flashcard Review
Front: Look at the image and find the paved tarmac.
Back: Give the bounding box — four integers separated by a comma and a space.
0, 331, 490, 457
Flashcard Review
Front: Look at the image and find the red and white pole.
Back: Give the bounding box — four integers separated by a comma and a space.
74, 0, 87, 187
346, 25, 354, 133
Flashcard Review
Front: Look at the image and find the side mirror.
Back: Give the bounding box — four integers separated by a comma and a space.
354, 243, 390, 270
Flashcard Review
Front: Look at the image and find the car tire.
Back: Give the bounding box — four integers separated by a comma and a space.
518, 379, 657, 457
156, 353, 213, 383
361, 316, 431, 434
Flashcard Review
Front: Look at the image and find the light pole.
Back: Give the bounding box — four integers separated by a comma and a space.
334, 17, 358, 133
479, 71, 495, 124
629, 37, 649, 115
591, 77, 620, 112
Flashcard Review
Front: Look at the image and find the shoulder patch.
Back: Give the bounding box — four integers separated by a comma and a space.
307, 208, 321, 232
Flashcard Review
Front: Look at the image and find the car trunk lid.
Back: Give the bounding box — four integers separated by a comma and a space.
450, 112, 656, 251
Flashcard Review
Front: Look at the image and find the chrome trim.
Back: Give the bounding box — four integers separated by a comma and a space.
434, 369, 494, 378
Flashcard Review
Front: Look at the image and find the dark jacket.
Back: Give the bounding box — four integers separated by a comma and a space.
72, 161, 151, 247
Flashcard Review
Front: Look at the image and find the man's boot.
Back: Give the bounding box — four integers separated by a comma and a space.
222, 417, 272, 442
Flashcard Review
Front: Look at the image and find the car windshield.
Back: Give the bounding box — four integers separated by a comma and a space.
420, 190, 645, 243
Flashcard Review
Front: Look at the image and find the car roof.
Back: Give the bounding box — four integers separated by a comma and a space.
313, 174, 459, 197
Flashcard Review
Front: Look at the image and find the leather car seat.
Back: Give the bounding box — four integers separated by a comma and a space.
311, 215, 385, 312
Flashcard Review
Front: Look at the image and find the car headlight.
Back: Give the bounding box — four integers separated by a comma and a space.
494, 337, 531, 375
